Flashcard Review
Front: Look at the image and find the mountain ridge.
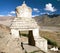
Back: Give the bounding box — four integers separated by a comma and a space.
0, 14, 60, 27
34, 14, 60, 27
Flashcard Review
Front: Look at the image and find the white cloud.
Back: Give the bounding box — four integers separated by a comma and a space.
10, 11, 15, 14
0, 14, 13, 17
5, 11, 15, 16
44, 3, 56, 12
33, 8, 40, 13
40, 13, 45, 15
40, 12, 49, 15
0, 11, 15, 17
0, 15, 5, 17
7, 14, 12, 16
32, 15, 39, 17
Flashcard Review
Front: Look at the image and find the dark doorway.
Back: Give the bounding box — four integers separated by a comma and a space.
28, 30, 35, 46
19, 30, 35, 46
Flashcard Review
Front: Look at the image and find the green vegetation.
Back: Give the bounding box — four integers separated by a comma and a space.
58, 47, 60, 50
40, 31, 60, 48
30, 52, 35, 53
20, 34, 28, 37
19, 31, 28, 37
45, 37, 57, 47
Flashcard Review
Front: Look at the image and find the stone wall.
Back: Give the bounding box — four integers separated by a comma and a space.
33, 28, 48, 52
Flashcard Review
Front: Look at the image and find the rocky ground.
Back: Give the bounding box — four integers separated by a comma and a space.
0, 24, 23, 53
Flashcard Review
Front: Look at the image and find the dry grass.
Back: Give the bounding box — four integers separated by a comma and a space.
40, 31, 60, 48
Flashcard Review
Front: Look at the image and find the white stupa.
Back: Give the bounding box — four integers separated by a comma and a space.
16, 1, 32, 18
10, 1, 38, 30
10, 1, 47, 52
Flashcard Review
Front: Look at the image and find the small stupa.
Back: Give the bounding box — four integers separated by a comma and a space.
10, 1, 48, 52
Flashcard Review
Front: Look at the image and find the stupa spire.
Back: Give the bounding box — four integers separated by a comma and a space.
23, 1, 25, 4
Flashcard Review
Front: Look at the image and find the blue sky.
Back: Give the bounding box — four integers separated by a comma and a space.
0, 0, 60, 17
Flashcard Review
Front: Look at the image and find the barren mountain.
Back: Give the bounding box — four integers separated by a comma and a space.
0, 16, 15, 26
34, 14, 60, 27
0, 14, 60, 27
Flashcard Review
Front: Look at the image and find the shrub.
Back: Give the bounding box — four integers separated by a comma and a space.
58, 47, 60, 50
21, 34, 28, 37
44, 37, 57, 46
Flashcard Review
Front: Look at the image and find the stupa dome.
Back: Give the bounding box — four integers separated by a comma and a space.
15, 1, 32, 18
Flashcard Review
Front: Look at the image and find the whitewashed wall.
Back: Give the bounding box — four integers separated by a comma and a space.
11, 29, 19, 38
33, 28, 48, 52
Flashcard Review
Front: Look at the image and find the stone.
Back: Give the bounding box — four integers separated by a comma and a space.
5, 38, 23, 53
0, 30, 23, 53
50, 47, 58, 51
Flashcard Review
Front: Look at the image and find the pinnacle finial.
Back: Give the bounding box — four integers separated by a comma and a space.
23, 1, 25, 4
